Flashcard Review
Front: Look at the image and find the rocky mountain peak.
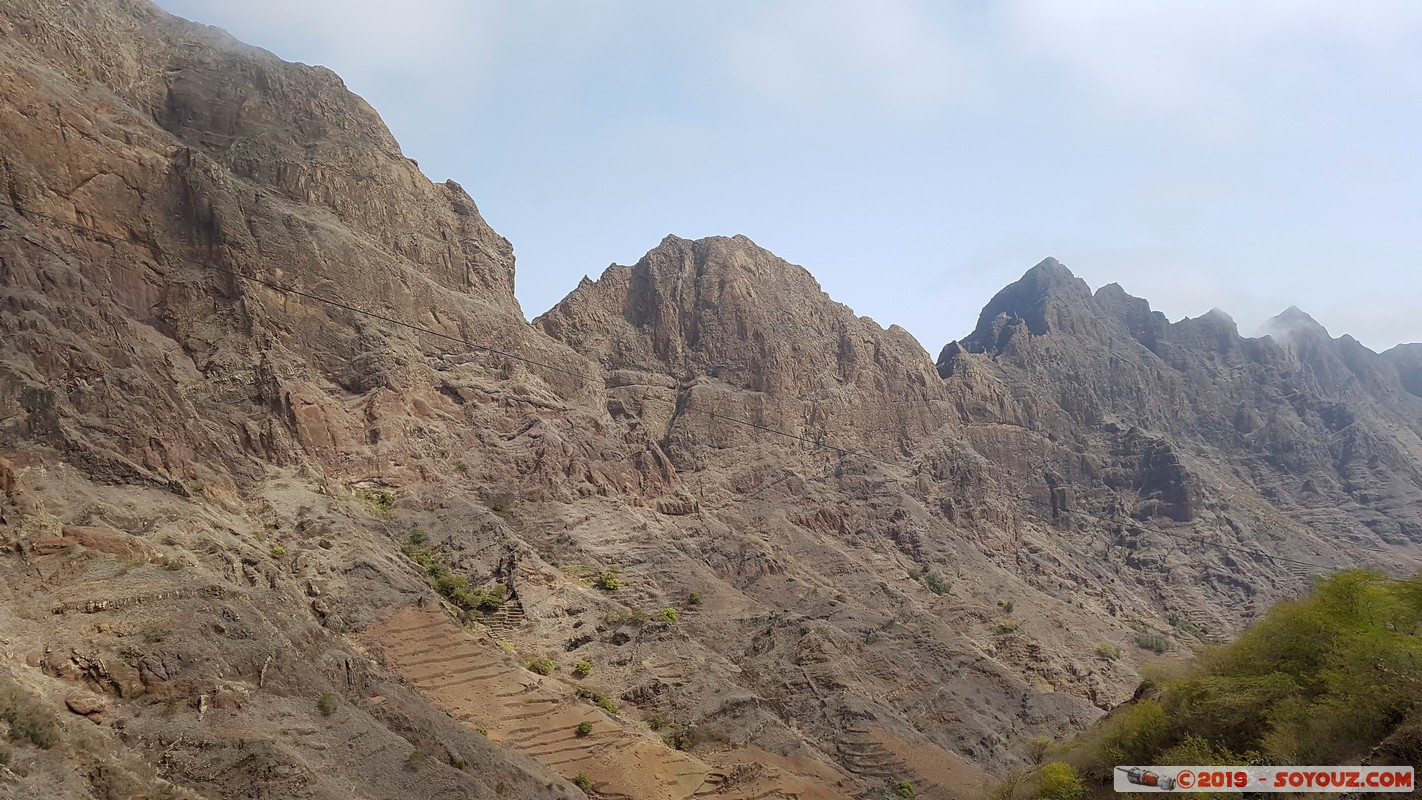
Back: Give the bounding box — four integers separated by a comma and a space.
1260, 305, 1331, 342
958, 257, 1103, 354
536, 234, 950, 454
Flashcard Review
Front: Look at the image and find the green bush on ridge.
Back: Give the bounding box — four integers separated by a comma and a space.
1064, 569, 1422, 790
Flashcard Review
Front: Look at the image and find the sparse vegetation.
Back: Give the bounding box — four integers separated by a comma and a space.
141, 623, 170, 644
602, 608, 649, 625
401, 529, 505, 615
270, 545, 286, 558
997, 598, 1014, 613
1096, 641, 1121, 661
1135, 631, 1175, 654
658, 607, 679, 623
0, 749, 10, 766
985, 769, 1027, 800
893, 780, 915, 799
453, 758, 467, 770
405, 749, 426, 770
316, 692, 337, 717
353, 487, 396, 516
688, 592, 702, 605
665, 724, 692, 751
483, 495, 514, 516
596, 570, 622, 591
907, 566, 951, 595
453, 460, 469, 473
575, 721, 593, 737
525, 657, 556, 676
647, 714, 667, 731
571, 772, 591, 791
163, 560, 184, 571
996, 619, 1021, 635
1167, 612, 1210, 639
573, 660, 592, 678
1, 684, 58, 749
1026, 735, 1052, 765
575, 687, 620, 715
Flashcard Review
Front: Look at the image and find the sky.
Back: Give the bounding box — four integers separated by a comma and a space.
154, 0, 1422, 354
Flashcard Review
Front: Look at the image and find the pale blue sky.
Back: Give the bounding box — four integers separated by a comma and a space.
155, 0, 1422, 353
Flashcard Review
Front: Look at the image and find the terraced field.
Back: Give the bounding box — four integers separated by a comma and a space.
365, 605, 849, 799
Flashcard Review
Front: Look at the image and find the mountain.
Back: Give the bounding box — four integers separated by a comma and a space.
2, 2, 1421, 799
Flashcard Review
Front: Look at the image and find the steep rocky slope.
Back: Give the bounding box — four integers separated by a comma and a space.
2, 2, 1421, 799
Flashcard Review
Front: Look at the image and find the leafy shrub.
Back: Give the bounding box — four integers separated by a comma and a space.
354, 488, 396, 516
573, 661, 592, 678
894, 780, 915, 799
1037, 762, 1085, 800
997, 598, 1014, 613
1086, 699, 1170, 781
270, 545, 286, 558
596, 570, 622, 591
688, 592, 702, 605
1158, 733, 1256, 767
908, 566, 951, 595
1136, 632, 1175, 654
402, 531, 505, 615
0, 749, 9, 766
316, 692, 337, 717
571, 772, 591, 791
658, 607, 679, 623
0, 686, 57, 749
575, 721, 593, 737
665, 724, 693, 751
1026, 735, 1052, 765
922, 573, 951, 595
1096, 641, 1121, 661
575, 687, 619, 715
1067, 570, 1422, 778
405, 749, 426, 770
526, 657, 556, 676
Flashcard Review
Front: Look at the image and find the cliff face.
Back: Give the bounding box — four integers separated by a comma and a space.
2, 3, 1421, 800
940, 264, 1422, 544
536, 234, 954, 460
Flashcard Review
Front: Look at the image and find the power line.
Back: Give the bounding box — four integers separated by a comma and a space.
0, 206, 1382, 576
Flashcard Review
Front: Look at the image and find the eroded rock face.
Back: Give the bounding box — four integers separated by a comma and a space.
939, 263, 1422, 547
0, 0, 641, 500
536, 234, 954, 460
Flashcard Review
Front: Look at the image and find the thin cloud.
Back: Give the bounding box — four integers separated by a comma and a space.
726, 0, 969, 112
1001, 0, 1422, 136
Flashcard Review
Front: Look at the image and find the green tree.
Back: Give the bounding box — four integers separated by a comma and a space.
1036, 762, 1085, 800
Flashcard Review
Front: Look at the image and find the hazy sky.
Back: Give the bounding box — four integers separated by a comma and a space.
155, 0, 1422, 354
